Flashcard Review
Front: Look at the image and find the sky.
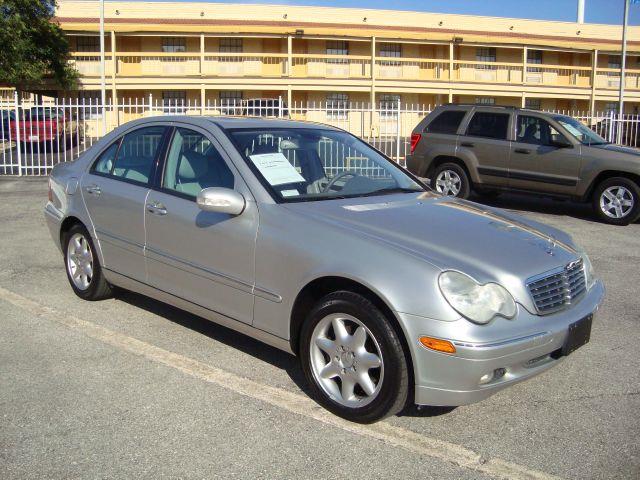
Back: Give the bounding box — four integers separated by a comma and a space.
166, 0, 640, 25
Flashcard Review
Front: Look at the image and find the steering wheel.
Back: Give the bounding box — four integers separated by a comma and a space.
322, 171, 361, 193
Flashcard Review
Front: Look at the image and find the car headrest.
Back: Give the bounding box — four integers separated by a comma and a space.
178, 150, 208, 180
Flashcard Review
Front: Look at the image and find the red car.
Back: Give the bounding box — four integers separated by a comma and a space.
10, 107, 78, 151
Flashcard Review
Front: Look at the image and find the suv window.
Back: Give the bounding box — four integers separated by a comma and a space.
111, 126, 166, 184
516, 115, 565, 146
466, 112, 510, 140
425, 110, 467, 134
163, 128, 234, 197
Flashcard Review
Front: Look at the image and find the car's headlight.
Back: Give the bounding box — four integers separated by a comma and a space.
438, 271, 517, 324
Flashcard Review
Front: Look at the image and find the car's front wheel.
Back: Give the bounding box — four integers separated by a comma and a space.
300, 291, 409, 423
431, 162, 470, 199
63, 224, 113, 300
593, 177, 640, 225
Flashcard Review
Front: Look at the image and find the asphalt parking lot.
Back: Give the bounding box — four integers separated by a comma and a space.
0, 178, 638, 479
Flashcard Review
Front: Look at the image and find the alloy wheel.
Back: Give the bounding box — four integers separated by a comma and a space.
435, 170, 462, 196
309, 313, 384, 408
600, 186, 635, 219
66, 232, 94, 290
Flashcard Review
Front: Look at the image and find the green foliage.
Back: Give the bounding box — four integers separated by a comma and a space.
0, 0, 78, 90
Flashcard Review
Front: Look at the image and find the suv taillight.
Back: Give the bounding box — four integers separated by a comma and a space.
410, 133, 422, 154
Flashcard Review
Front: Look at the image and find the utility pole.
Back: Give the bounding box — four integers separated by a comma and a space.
618, 0, 630, 142
577, 0, 585, 23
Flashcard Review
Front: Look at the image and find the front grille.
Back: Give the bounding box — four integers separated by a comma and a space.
527, 259, 587, 314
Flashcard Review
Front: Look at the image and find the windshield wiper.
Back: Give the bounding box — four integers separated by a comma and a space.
361, 187, 424, 197
587, 141, 611, 146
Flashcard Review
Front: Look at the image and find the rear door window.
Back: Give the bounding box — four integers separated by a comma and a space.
425, 110, 467, 134
111, 126, 166, 184
466, 112, 510, 140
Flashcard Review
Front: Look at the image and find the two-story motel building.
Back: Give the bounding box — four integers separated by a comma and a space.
50, 1, 640, 114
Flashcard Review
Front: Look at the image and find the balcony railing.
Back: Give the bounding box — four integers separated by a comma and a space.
69, 51, 640, 92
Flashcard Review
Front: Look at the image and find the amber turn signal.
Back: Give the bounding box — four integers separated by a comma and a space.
419, 336, 456, 354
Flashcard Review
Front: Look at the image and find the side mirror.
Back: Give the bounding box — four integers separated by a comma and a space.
551, 137, 573, 149
196, 187, 245, 215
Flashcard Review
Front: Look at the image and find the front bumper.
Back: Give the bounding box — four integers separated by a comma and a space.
398, 279, 605, 406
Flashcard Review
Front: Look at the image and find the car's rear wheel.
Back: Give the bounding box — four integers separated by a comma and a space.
63, 224, 112, 300
592, 177, 640, 225
300, 291, 409, 423
431, 163, 470, 199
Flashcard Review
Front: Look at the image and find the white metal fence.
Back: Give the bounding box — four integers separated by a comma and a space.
0, 92, 637, 176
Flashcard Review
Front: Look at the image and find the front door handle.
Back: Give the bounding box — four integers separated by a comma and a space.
146, 201, 167, 216
85, 184, 102, 196
514, 148, 531, 154
460, 142, 474, 148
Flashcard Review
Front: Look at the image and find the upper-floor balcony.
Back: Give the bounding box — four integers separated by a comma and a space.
69, 49, 640, 92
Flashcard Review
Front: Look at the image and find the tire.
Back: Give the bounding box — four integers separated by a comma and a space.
63, 223, 113, 300
299, 291, 410, 423
592, 177, 640, 225
430, 162, 471, 199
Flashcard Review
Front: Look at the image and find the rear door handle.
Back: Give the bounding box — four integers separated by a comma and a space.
146, 201, 167, 216
460, 142, 474, 148
514, 148, 531, 154
85, 184, 101, 196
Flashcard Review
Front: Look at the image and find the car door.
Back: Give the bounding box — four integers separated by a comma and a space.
80, 125, 168, 281
460, 109, 512, 187
144, 125, 258, 325
509, 114, 581, 195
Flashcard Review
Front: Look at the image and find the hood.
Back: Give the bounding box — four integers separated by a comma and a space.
588, 143, 640, 157
284, 192, 580, 285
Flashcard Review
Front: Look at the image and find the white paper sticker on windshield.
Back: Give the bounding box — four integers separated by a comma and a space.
281, 189, 299, 197
249, 153, 305, 186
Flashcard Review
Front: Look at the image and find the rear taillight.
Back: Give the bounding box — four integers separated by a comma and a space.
410, 133, 422, 154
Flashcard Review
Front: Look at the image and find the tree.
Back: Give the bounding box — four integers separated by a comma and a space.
0, 0, 77, 93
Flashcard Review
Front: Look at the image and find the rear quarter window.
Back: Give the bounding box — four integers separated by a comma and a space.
424, 110, 467, 134
465, 112, 510, 140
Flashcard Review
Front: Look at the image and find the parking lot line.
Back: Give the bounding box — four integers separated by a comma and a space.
0, 285, 562, 480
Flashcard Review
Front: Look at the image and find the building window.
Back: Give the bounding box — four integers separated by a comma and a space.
162, 91, 187, 113
608, 55, 621, 70
379, 43, 402, 66
527, 50, 543, 73
525, 98, 542, 110
475, 97, 495, 105
76, 36, 100, 52
476, 47, 497, 70
219, 38, 243, 53
326, 93, 349, 119
162, 37, 186, 53
326, 40, 349, 64
378, 94, 401, 117
604, 102, 618, 113
220, 90, 243, 114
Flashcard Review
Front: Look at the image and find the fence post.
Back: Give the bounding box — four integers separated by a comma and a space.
395, 98, 401, 163
13, 91, 22, 176
278, 95, 283, 118
609, 109, 615, 143
148, 93, 153, 116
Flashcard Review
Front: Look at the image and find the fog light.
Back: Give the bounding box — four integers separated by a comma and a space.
419, 336, 456, 354
479, 368, 507, 385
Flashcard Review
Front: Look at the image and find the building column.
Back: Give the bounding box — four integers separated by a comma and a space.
287, 35, 293, 76
521, 92, 526, 108
200, 34, 205, 76
110, 31, 118, 125
449, 42, 454, 82
370, 36, 377, 134
590, 49, 599, 119
287, 86, 292, 116
200, 86, 205, 115
522, 46, 528, 85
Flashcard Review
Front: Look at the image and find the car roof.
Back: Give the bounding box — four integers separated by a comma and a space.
116, 115, 340, 131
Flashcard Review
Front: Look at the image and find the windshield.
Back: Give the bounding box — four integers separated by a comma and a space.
229, 128, 425, 202
553, 115, 608, 145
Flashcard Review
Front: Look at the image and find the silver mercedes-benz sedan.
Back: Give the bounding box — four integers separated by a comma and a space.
45, 116, 605, 423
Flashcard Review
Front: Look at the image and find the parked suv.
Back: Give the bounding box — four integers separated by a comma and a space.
407, 105, 640, 225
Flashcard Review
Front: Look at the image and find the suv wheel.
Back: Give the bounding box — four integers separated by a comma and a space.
593, 177, 640, 225
431, 163, 470, 199
300, 291, 409, 424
